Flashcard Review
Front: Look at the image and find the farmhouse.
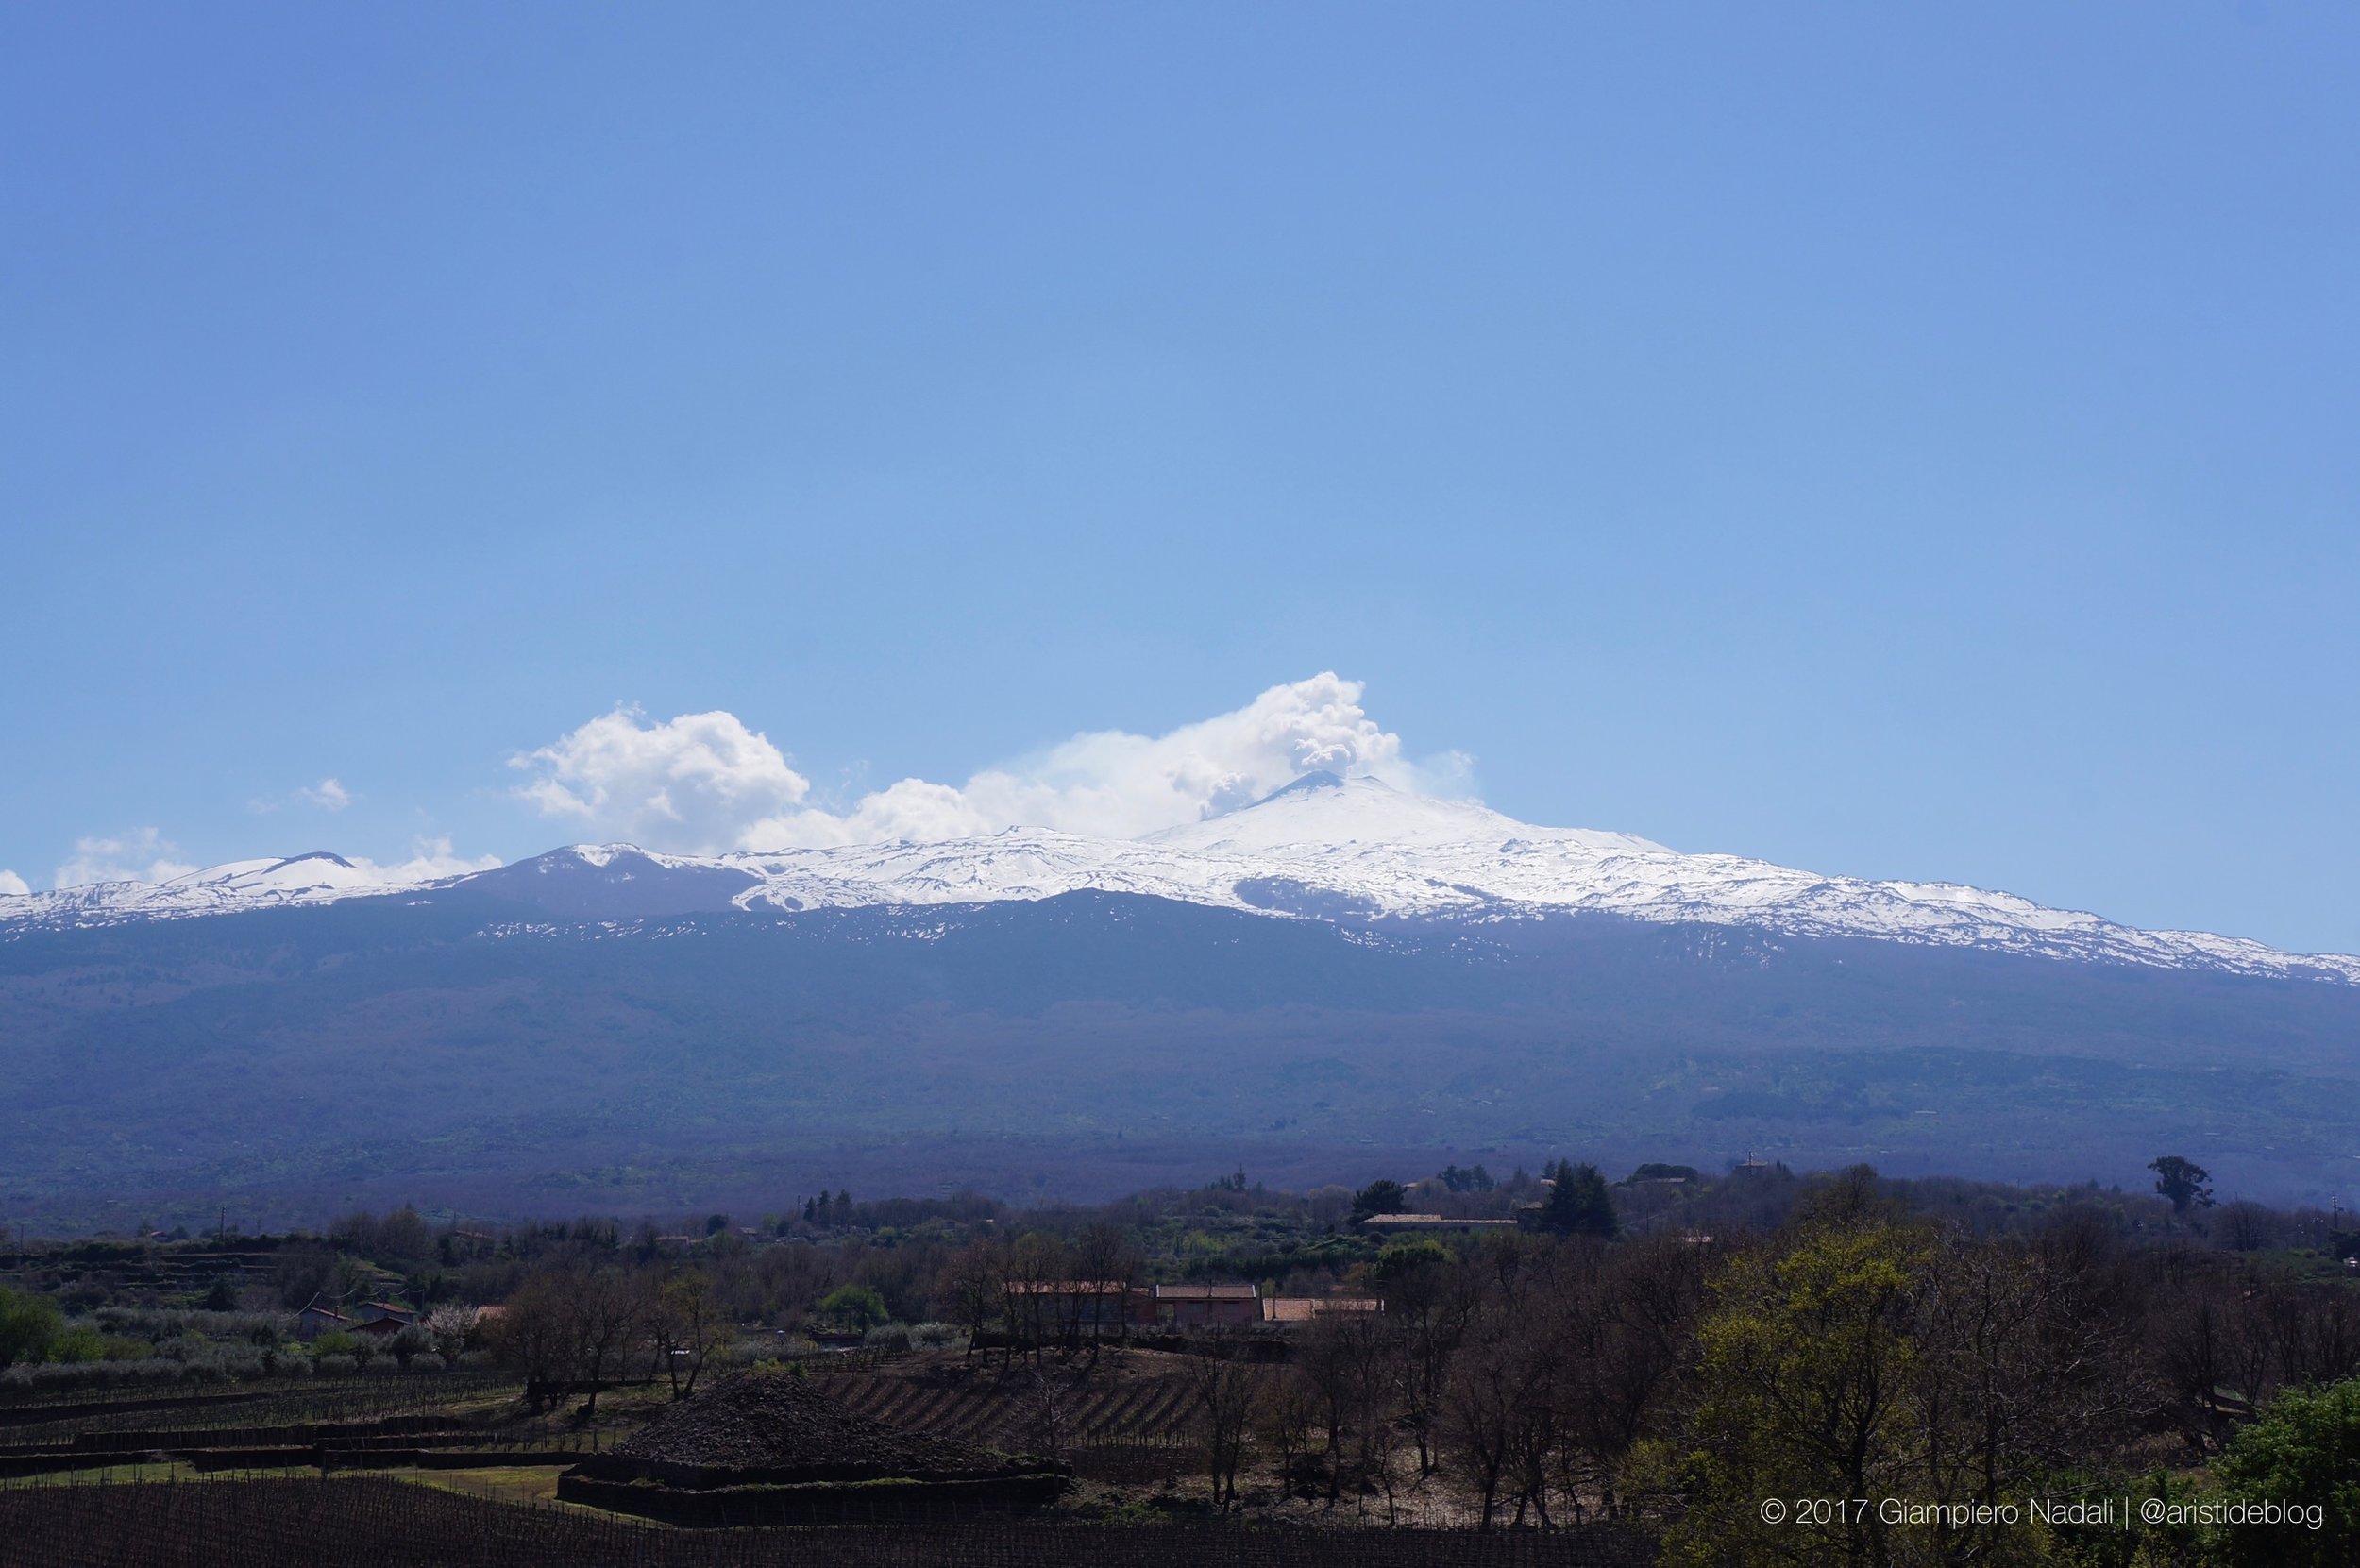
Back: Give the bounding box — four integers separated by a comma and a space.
1261, 1294, 1383, 1325
295, 1300, 349, 1340
1003, 1279, 1145, 1337
1152, 1282, 1260, 1328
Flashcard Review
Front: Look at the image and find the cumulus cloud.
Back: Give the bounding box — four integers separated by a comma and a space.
514, 673, 1473, 854
351, 835, 501, 883
512, 707, 814, 854
54, 829, 200, 889
0, 869, 29, 898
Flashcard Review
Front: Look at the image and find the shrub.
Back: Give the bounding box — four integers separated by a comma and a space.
405, 1352, 446, 1373
455, 1349, 497, 1370
0, 1287, 64, 1370
316, 1354, 359, 1376
863, 1324, 913, 1354
818, 1284, 888, 1331
909, 1321, 960, 1349
48, 1324, 109, 1364
2211, 1376, 2360, 1567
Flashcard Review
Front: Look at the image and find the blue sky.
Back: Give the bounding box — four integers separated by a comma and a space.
4, 4, 2356, 953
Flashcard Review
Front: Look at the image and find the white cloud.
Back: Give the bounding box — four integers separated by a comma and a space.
0, 869, 29, 898
54, 829, 200, 889
515, 673, 1474, 854
511, 707, 814, 854
252, 777, 356, 815
350, 836, 501, 883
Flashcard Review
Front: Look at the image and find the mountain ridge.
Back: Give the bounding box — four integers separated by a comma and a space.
6, 774, 2354, 983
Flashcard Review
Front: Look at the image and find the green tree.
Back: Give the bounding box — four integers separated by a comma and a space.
2149, 1155, 2215, 1219
0, 1284, 62, 1369
0, 1287, 63, 1369
1352, 1179, 1408, 1222
1539, 1160, 1617, 1239
818, 1283, 888, 1330
1664, 1221, 1928, 1568
2211, 1376, 2360, 1567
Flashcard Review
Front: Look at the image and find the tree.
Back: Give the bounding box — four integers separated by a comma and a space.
1376, 1237, 1474, 1475
1026, 1363, 1075, 1461
1351, 1179, 1408, 1222
488, 1271, 580, 1410
1254, 1369, 1323, 1495
564, 1265, 649, 1419
1189, 1345, 1264, 1509
818, 1283, 888, 1331
937, 1239, 1004, 1359
2211, 1375, 2360, 1567
0, 1287, 62, 1370
1664, 1221, 1927, 1567
489, 1263, 649, 1419
1538, 1160, 1617, 1239
2150, 1155, 2216, 1219
1441, 1318, 1550, 1529
423, 1303, 480, 1365
650, 1272, 725, 1399
1070, 1221, 1138, 1344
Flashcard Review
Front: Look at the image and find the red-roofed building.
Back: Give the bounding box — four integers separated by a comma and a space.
1154, 1283, 1260, 1328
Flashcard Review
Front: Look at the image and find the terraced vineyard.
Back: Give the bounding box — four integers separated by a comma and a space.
0, 1374, 514, 1447
813, 1351, 1202, 1450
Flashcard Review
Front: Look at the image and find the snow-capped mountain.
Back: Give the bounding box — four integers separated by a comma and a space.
6, 773, 2354, 983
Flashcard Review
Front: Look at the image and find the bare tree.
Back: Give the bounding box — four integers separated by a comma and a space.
937, 1239, 1005, 1361
490, 1268, 582, 1413
1004, 1231, 1070, 1362
1027, 1363, 1075, 1463
1441, 1320, 1541, 1530
565, 1265, 650, 1420
1253, 1368, 1322, 1497
1070, 1221, 1138, 1343
650, 1270, 726, 1399
1190, 1341, 1264, 1510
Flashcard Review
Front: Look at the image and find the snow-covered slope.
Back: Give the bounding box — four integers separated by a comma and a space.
6, 775, 2355, 982
0, 851, 447, 925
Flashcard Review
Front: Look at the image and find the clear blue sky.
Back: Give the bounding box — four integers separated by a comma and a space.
4, 4, 2356, 953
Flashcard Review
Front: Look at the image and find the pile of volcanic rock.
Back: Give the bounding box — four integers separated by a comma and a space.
558, 1367, 1068, 1526
611, 1368, 1033, 1481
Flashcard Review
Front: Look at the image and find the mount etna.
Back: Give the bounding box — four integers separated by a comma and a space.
5, 774, 2355, 1227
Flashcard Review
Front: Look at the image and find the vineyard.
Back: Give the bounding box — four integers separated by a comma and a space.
0, 1476, 1659, 1567
813, 1351, 1201, 1446
0, 1372, 514, 1444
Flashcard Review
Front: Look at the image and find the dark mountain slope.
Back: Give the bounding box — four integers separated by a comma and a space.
2, 891, 2355, 1225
